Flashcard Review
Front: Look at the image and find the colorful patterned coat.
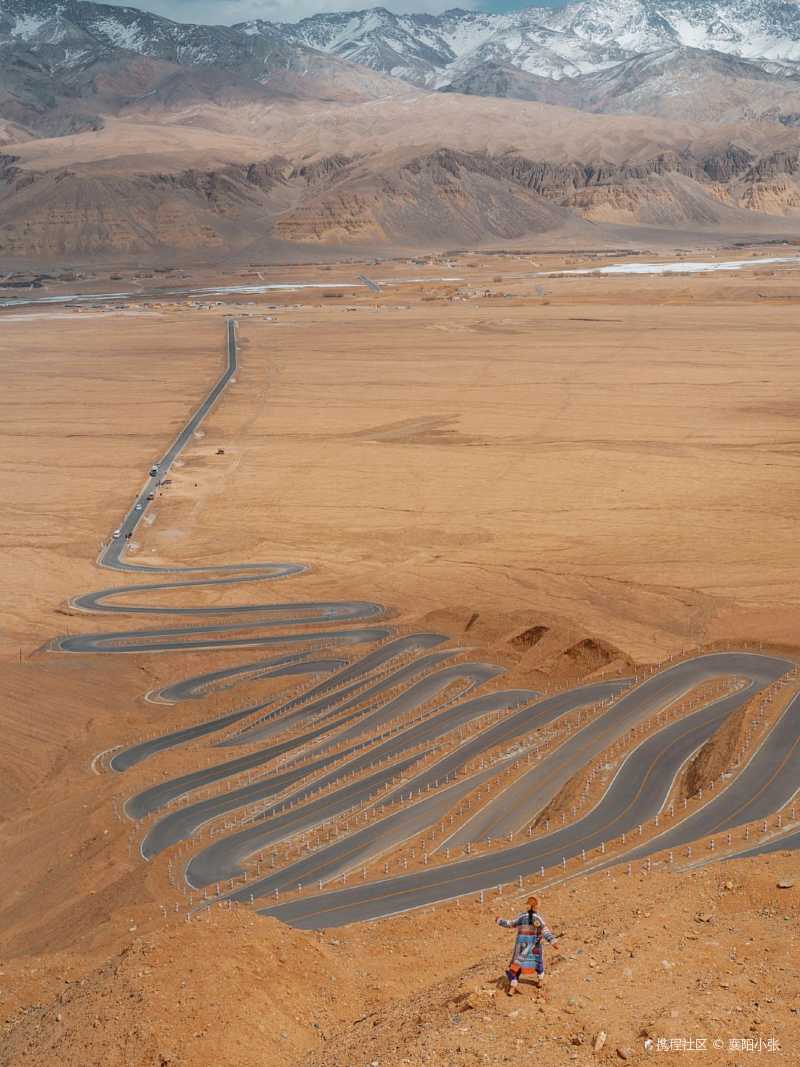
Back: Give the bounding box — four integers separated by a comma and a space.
496, 909, 555, 973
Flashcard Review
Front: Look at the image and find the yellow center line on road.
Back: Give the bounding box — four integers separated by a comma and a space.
233, 759, 496, 896
268, 710, 723, 923
461, 677, 715, 841
701, 719, 800, 838
227, 697, 535, 889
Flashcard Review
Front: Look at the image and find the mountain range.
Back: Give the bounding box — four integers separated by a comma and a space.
4, 0, 800, 84
1, 0, 800, 261
280, 1, 800, 86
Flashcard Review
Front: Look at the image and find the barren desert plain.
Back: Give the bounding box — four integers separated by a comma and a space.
1, 249, 799, 1066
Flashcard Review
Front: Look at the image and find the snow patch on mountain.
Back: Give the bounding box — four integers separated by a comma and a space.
10, 12, 71, 46
11, 13, 48, 37
89, 16, 147, 52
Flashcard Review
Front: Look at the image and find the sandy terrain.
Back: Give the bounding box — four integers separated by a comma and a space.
132, 255, 800, 662
0, 314, 222, 655
8, 99, 799, 173
1, 251, 799, 1065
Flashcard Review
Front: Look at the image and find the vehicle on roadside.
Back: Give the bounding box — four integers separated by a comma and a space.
147, 493, 155, 501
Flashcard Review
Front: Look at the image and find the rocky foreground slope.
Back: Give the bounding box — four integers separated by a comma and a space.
1, 860, 797, 1067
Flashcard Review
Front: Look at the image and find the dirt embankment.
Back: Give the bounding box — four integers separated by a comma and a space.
0, 914, 363, 1067
2, 858, 797, 1067
682, 705, 749, 802
675, 678, 797, 805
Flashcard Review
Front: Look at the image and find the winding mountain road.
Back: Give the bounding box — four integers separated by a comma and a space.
258, 655, 794, 929
53, 318, 799, 933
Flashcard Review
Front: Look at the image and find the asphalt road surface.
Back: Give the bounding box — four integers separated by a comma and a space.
217, 634, 446, 728
722, 826, 800, 862
181, 687, 542, 884
443, 654, 788, 848
594, 689, 800, 867
152, 651, 347, 703
218, 646, 460, 748
218, 681, 630, 905
131, 656, 503, 811
110, 657, 345, 772
115, 639, 453, 772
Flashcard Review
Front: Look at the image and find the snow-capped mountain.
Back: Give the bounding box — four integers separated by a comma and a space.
443, 45, 800, 125
277, 7, 628, 84
0, 0, 315, 74
0, 0, 411, 142
2, 0, 800, 133
278, 1, 800, 86
549, 0, 800, 63
2, 0, 799, 87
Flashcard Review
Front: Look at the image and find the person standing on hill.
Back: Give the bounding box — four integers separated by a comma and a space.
496, 894, 560, 995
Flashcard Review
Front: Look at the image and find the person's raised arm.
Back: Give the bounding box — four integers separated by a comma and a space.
541, 920, 560, 951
